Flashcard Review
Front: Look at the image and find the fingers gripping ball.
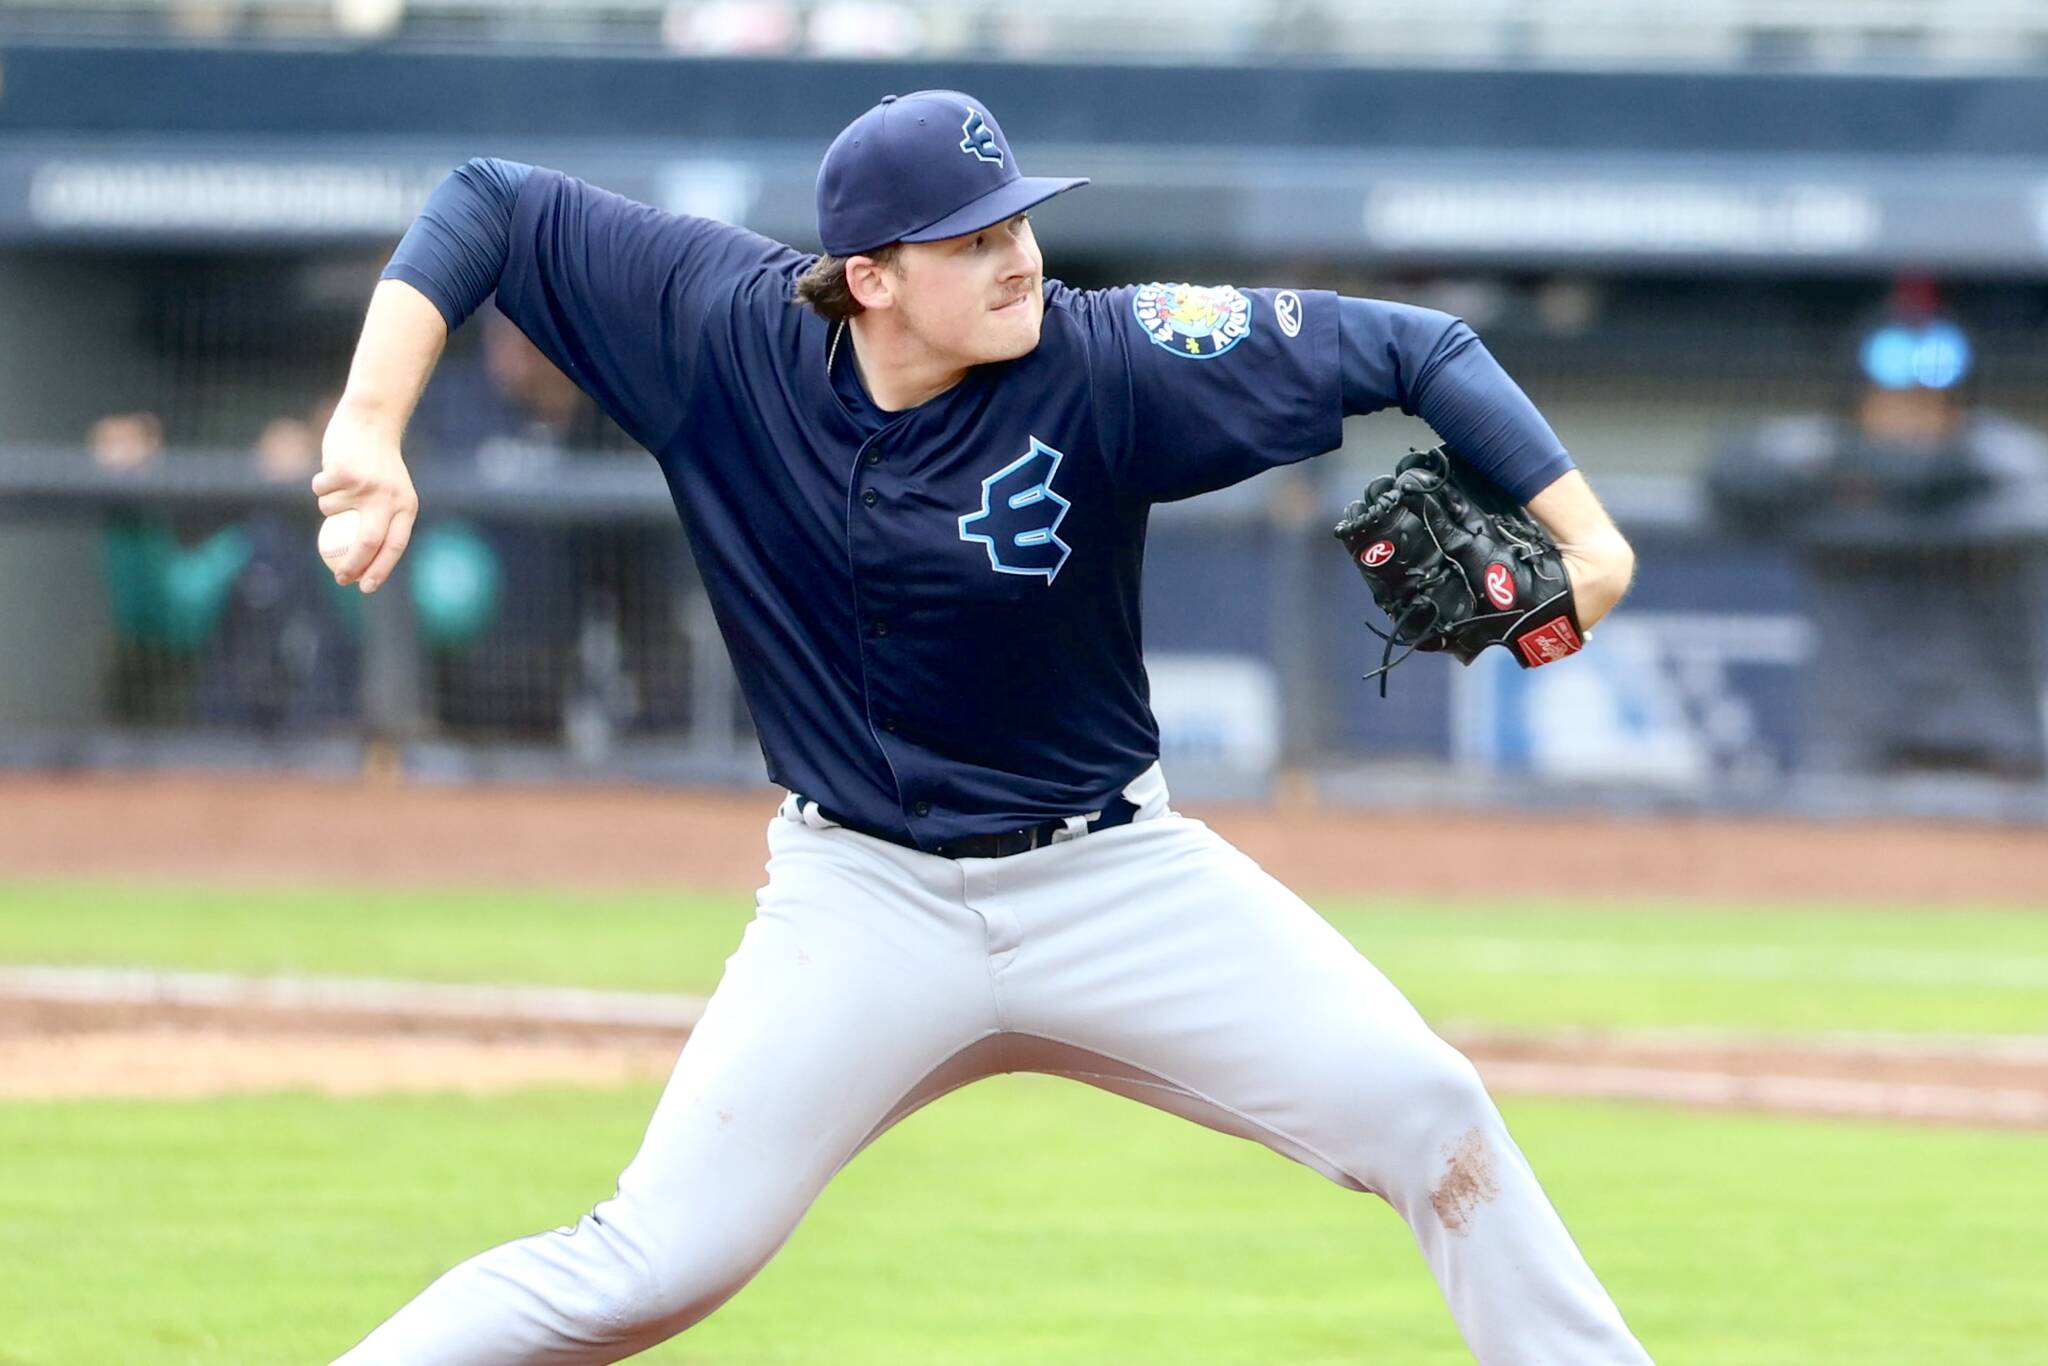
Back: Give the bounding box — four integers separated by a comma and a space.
1333, 446, 1583, 696
318, 509, 362, 573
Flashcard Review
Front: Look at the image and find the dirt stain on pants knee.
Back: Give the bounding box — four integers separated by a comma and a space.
1430, 1127, 1501, 1235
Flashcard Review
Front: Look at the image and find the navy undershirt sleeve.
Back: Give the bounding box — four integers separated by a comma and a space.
1337, 295, 1573, 504
381, 157, 531, 332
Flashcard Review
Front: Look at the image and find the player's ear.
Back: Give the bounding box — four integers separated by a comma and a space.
844, 254, 898, 313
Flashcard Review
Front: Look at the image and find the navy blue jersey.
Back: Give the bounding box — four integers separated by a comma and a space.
388, 164, 1572, 846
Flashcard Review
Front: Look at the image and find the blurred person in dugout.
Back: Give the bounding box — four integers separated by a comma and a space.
88, 409, 250, 725
200, 400, 365, 731
406, 309, 691, 741
1707, 280, 2048, 779
88, 404, 364, 731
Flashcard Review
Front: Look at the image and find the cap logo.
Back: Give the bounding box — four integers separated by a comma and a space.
960, 110, 1004, 165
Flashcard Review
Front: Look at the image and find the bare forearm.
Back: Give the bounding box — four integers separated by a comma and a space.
312, 279, 440, 594
333, 278, 449, 441
1525, 469, 1635, 628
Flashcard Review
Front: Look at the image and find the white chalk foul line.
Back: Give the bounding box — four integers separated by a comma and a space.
1479, 1061, 2048, 1126
6, 967, 2048, 1125
1422, 940, 2048, 991
0, 965, 706, 1029
1445, 1025, 2048, 1063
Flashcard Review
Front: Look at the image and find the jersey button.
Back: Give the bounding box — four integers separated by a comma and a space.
874, 619, 890, 636
861, 488, 879, 507
912, 801, 931, 817
864, 450, 883, 466
882, 716, 898, 732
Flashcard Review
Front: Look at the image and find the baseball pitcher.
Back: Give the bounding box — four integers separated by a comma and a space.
320, 91, 1647, 1364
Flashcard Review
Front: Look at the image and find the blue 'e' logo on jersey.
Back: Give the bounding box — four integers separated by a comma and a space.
959, 437, 1071, 583
960, 110, 1004, 165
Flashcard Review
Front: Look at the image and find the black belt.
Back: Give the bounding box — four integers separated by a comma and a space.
802, 794, 1141, 860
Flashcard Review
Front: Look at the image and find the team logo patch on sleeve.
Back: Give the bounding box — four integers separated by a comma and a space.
1132, 283, 1252, 360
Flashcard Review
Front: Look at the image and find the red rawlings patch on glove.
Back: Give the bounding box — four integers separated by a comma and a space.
1514, 615, 1584, 667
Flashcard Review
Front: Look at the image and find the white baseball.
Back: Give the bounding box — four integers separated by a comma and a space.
318, 509, 363, 572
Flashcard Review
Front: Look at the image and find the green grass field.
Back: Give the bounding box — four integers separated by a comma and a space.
2, 1083, 2044, 1364
2, 879, 2046, 1363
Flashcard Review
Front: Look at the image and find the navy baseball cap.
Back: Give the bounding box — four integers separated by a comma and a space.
817, 90, 1088, 257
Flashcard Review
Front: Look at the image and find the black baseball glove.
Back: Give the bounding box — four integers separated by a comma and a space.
1334, 446, 1584, 695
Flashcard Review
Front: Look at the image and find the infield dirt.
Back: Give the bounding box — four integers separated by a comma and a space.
1, 772, 2042, 1119
2, 770, 2043, 904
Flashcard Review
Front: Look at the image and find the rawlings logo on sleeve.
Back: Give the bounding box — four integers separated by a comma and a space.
1275, 290, 1303, 338
1132, 283, 1251, 360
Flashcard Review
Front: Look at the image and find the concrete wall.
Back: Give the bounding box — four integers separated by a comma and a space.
0, 253, 145, 721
